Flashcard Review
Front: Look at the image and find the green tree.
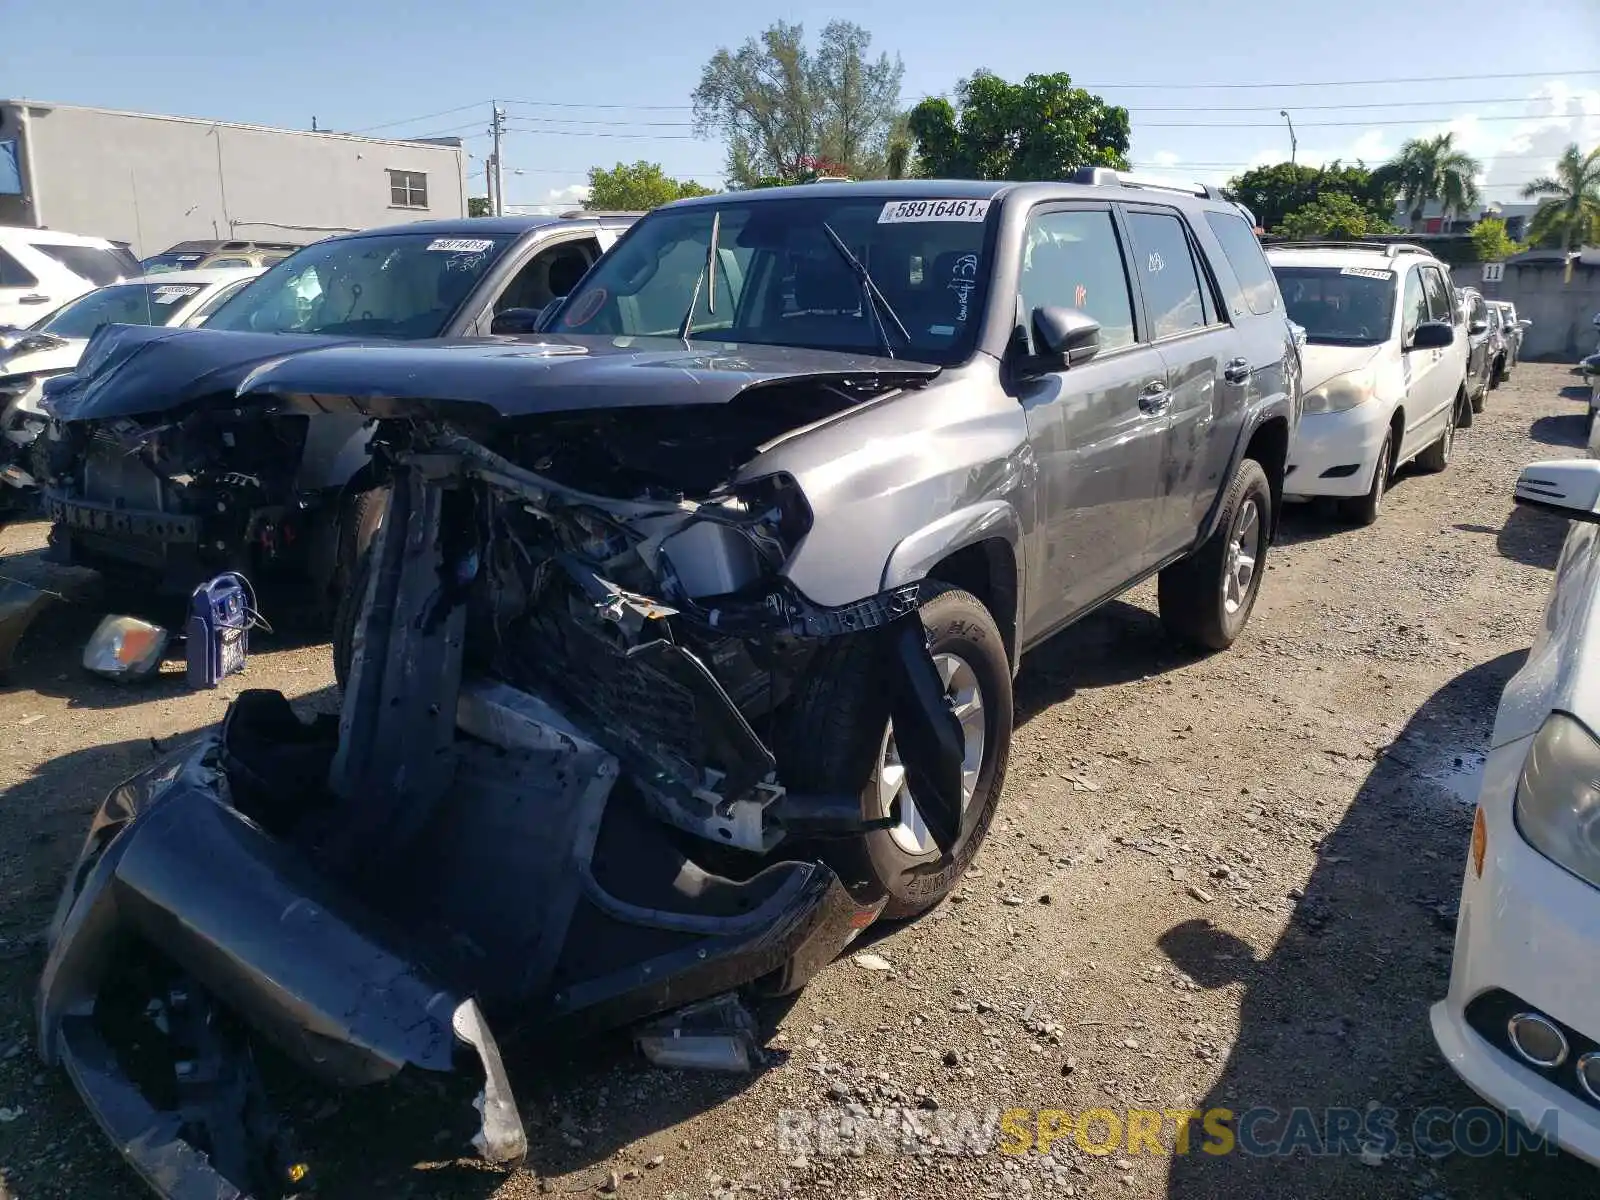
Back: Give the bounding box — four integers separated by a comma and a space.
467, 196, 491, 217
1468, 217, 1519, 262
907, 71, 1130, 180
1522, 143, 1600, 279
1380, 133, 1482, 231
1226, 161, 1396, 233
584, 162, 716, 211
692, 21, 905, 188
1277, 193, 1387, 240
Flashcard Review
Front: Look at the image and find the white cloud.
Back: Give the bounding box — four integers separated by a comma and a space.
504, 181, 590, 216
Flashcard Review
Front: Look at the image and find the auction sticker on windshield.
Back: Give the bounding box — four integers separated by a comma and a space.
151, 285, 204, 304
427, 238, 496, 253
1340, 267, 1392, 280
879, 199, 991, 224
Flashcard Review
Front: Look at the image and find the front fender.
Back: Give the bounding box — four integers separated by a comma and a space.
880, 499, 1022, 592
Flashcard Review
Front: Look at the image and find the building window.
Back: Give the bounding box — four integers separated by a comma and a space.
389, 170, 428, 209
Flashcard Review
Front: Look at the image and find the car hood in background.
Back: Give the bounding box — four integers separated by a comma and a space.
1299, 342, 1386, 397
0, 340, 86, 381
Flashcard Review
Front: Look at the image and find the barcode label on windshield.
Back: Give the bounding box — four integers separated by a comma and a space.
151, 285, 203, 304
1340, 267, 1391, 280
427, 238, 495, 253
879, 199, 991, 224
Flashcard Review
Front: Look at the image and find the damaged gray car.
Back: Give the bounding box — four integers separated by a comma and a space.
40, 175, 1298, 1198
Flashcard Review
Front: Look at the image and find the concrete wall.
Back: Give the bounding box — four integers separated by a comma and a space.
0, 102, 467, 256
1451, 259, 1600, 361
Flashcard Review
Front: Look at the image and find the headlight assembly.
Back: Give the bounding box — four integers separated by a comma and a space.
1514, 712, 1600, 888
1302, 367, 1378, 415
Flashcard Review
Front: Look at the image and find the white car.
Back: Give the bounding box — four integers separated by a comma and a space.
0, 268, 262, 499
0, 227, 143, 330
1268, 243, 1470, 525
1432, 456, 1600, 1164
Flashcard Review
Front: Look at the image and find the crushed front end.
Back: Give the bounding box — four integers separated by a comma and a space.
42, 375, 967, 1197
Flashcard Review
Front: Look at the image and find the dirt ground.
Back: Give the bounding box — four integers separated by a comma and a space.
0, 361, 1596, 1200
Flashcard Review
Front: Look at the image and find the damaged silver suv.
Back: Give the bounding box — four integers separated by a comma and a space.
40, 175, 1298, 1198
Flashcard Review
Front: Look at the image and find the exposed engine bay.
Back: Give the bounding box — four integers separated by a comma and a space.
40, 366, 971, 1199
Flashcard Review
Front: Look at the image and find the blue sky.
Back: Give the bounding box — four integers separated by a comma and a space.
7, 0, 1599, 211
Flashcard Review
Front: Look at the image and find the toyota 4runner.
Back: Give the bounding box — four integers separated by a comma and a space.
42, 172, 1299, 1199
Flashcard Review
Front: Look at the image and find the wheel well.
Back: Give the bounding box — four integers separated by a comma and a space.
1244, 417, 1289, 536
1389, 407, 1406, 457
925, 538, 1019, 669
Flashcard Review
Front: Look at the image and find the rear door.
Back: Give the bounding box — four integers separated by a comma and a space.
1119, 204, 1243, 560
1013, 203, 1171, 643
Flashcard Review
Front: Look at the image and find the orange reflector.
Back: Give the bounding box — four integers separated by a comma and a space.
1471, 805, 1488, 878
114, 625, 163, 666
287, 1163, 309, 1184
850, 900, 887, 930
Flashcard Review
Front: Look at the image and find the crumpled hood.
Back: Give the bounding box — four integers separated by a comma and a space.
42, 324, 941, 424
1300, 343, 1385, 396
235, 336, 941, 421
40, 323, 379, 422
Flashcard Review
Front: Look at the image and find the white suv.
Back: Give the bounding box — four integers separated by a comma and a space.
0, 227, 142, 331
1268, 242, 1470, 524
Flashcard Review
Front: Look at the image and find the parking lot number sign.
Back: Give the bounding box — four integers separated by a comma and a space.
1482, 262, 1505, 283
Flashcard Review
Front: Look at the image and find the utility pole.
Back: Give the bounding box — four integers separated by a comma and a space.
489, 102, 506, 216
1280, 110, 1298, 167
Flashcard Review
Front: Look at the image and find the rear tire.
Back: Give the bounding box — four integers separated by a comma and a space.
331, 543, 369, 692
1338, 432, 1391, 526
1157, 457, 1271, 652
779, 584, 1012, 920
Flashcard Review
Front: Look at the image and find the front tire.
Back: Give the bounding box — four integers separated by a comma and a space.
1158, 457, 1271, 652
1338, 432, 1391, 526
1416, 393, 1460, 473
781, 584, 1012, 920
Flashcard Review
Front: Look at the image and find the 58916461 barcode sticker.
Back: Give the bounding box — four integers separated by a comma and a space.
878, 199, 991, 224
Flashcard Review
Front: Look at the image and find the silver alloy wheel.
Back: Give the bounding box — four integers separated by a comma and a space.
871, 652, 986, 857
1222, 497, 1261, 616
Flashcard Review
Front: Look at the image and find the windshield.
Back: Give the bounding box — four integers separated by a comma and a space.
30, 281, 208, 338
1272, 265, 1396, 345
203, 232, 521, 339
141, 252, 210, 275
553, 195, 997, 363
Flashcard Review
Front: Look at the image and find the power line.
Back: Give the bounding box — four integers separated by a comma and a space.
351, 102, 491, 134
503, 125, 698, 139
1132, 152, 1574, 168
1075, 68, 1600, 90
1139, 112, 1598, 129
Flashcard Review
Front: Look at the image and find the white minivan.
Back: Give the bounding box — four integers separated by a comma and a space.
1268, 242, 1470, 525
0, 227, 142, 330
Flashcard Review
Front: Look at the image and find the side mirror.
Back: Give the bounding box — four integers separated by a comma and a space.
489, 306, 547, 336
1516, 460, 1600, 522
1469, 320, 1488, 335
1030, 306, 1102, 368
537, 297, 565, 330
1520, 319, 1533, 329
1408, 321, 1454, 351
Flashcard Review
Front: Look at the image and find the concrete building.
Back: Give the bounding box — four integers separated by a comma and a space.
1455, 248, 1600, 360
0, 100, 468, 257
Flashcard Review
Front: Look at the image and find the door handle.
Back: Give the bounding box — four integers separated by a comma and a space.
1223, 357, 1251, 384
18, 293, 49, 305
1138, 380, 1171, 415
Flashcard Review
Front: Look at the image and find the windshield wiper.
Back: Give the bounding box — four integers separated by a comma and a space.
679, 209, 721, 343
821, 222, 911, 360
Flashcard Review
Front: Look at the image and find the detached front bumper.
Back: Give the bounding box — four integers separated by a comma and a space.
41, 718, 865, 1199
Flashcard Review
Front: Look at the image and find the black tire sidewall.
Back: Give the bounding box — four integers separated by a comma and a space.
1214, 461, 1272, 644
837, 588, 1013, 919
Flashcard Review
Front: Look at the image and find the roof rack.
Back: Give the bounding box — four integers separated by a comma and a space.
1273, 239, 1437, 260
1068, 165, 1227, 203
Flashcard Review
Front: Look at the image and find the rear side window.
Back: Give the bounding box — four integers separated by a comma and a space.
1018, 209, 1138, 351
0, 246, 37, 287
1124, 211, 1208, 340
33, 243, 138, 286
1205, 210, 1279, 316
1402, 268, 1429, 341
1421, 266, 1453, 323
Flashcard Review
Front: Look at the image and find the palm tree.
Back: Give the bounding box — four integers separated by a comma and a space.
1383, 133, 1483, 231
1523, 143, 1600, 281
